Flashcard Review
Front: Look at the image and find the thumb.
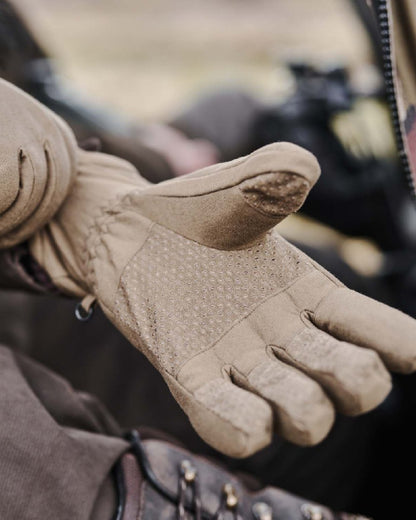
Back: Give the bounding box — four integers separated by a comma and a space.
133, 142, 320, 249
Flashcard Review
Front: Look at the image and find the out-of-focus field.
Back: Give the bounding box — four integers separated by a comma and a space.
14, 0, 382, 272
16, 0, 372, 121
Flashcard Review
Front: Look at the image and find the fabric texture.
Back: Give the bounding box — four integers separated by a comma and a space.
1, 79, 416, 458
0, 343, 127, 520
0, 78, 77, 249
0, 335, 369, 520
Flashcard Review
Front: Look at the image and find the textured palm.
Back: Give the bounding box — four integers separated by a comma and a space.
115, 225, 311, 374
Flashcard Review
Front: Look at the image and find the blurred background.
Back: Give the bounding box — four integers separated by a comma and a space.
17, 0, 372, 120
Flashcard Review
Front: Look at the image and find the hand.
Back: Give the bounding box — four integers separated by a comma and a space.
138, 123, 219, 176
2, 79, 415, 458
31, 142, 416, 458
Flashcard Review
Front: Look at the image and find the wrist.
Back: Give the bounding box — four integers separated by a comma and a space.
28, 149, 147, 299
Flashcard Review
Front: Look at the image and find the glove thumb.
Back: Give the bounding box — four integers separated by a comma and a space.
133, 142, 320, 249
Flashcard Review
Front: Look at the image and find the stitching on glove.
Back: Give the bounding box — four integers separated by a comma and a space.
164, 372, 254, 440
228, 363, 323, 444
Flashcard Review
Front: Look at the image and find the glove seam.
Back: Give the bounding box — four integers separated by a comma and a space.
270, 343, 362, 412
164, 372, 253, 442
311, 285, 342, 322
229, 363, 326, 444
176, 269, 317, 379
80, 190, 147, 293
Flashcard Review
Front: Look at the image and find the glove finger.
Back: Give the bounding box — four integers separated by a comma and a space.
166, 374, 273, 458
230, 350, 335, 446
313, 287, 416, 374
271, 326, 392, 415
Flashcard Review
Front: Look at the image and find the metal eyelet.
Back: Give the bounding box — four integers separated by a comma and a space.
223, 483, 239, 509
252, 501, 273, 520
301, 503, 325, 520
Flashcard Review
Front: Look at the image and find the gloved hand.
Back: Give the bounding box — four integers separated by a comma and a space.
2, 79, 416, 458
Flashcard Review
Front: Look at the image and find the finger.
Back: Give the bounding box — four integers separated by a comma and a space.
132, 142, 321, 249
272, 327, 392, 415
313, 287, 416, 374
166, 374, 273, 458
231, 351, 335, 446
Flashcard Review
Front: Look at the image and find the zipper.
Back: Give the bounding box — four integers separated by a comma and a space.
374, 0, 416, 200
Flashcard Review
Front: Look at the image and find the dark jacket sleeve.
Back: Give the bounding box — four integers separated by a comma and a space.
0, 244, 57, 294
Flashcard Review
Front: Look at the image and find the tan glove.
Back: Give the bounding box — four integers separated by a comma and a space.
2, 79, 416, 458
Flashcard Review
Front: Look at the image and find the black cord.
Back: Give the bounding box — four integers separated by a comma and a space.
126, 430, 213, 520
